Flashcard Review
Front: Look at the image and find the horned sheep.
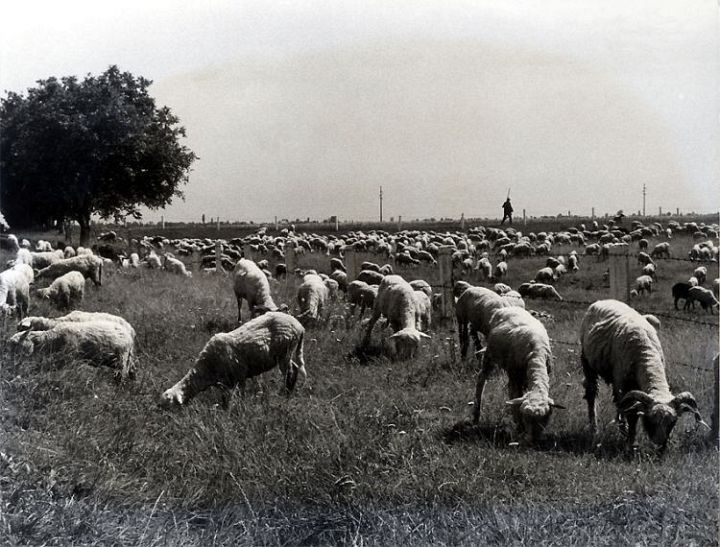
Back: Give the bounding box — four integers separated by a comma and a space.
160, 312, 306, 406
473, 307, 565, 444
579, 299, 705, 450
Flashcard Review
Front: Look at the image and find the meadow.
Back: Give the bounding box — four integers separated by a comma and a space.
0, 227, 717, 545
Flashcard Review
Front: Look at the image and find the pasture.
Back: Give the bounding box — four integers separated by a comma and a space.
0, 229, 718, 545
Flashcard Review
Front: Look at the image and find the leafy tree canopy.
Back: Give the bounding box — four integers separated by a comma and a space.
0, 65, 197, 244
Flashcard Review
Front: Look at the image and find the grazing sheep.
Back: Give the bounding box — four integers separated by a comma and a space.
650, 242, 671, 259
296, 274, 329, 326
534, 267, 556, 284
453, 280, 472, 299
329, 269, 348, 292
693, 266, 707, 285
35, 254, 103, 286
9, 320, 136, 379
0, 269, 30, 318
455, 286, 510, 359
637, 252, 654, 266
412, 290, 432, 332
492, 261, 508, 282
501, 290, 525, 309
144, 251, 162, 269
347, 280, 378, 318
580, 299, 705, 450
518, 282, 563, 301
160, 312, 306, 406
568, 254, 579, 272
330, 257, 346, 272
634, 274, 654, 295
164, 254, 192, 277
671, 282, 692, 310
357, 269, 384, 286
233, 258, 279, 323
363, 275, 430, 360
473, 307, 565, 444
684, 287, 719, 313
641, 263, 657, 281
475, 257, 492, 280
18, 311, 136, 339
36, 271, 85, 309
409, 279, 433, 299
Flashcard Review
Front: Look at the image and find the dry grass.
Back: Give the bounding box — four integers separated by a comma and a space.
0, 230, 717, 545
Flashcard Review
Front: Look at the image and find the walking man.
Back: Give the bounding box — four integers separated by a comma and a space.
501, 198, 514, 225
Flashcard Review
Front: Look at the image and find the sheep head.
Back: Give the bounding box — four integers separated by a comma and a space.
386, 328, 430, 360
159, 385, 187, 407
506, 393, 566, 443
619, 390, 707, 448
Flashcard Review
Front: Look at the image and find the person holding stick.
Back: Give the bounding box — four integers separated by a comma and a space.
501, 191, 514, 225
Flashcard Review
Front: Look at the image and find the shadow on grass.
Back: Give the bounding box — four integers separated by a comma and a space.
347, 342, 390, 365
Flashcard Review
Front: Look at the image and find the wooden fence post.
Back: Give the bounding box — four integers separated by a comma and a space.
345, 248, 358, 280
437, 246, 454, 320
286, 241, 296, 280
215, 240, 222, 273
608, 246, 630, 302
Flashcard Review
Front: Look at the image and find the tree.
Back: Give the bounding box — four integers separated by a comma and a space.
0, 66, 197, 245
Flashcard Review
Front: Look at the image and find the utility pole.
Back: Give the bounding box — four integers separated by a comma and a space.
379, 186, 383, 222
642, 184, 646, 217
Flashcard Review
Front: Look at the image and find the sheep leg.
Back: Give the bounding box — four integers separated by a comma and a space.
459, 320, 469, 359
236, 295, 244, 323
625, 413, 640, 450
507, 381, 526, 438
472, 356, 494, 424
582, 354, 599, 435
363, 310, 381, 346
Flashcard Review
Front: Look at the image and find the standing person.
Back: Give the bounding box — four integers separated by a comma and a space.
501, 198, 514, 225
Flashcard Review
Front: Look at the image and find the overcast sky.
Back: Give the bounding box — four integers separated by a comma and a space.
1, 1, 718, 222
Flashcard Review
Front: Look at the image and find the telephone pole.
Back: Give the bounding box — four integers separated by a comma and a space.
379, 186, 383, 222
642, 184, 646, 217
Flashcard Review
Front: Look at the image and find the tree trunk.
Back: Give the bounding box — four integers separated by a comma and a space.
78, 215, 91, 247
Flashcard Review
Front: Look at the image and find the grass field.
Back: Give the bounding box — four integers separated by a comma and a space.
0, 231, 718, 545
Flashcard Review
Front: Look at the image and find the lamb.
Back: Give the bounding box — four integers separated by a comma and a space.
455, 286, 510, 359
347, 280, 378, 318
233, 258, 279, 322
363, 275, 430, 360
36, 271, 85, 309
160, 312, 306, 406
684, 286, 719, 313
472, 307, 565, 444
579, 299, 705, 450
35, 254, 103, 286
9, 320, 136, 379
634, 274, 654, 295
296, 274, 329, 326
518, 282, 563, 301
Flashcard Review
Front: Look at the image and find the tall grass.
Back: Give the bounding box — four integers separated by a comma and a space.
0, 233, 717, 545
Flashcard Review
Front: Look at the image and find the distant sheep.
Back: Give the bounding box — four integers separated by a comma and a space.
534, 267, 556, 284
35, 254, 103, 286
650, 242, 671, 259
518, 282, 563, 301
164, 253, 192, 277
671, 282, 691, 310
36, 271, 85, 309
684, 286, 719, 313
634, 274, 654, 295
357, 269, 384, 286
160, 312, 306, 406
473, 307, 565, 444
580, 299, 705, 449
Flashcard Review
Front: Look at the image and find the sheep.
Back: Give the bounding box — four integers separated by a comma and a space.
634, 274, 654, 295
329, 269, 348, 292
641, 263, 657, 281
580, 299, 705, 450
160, 312, 306, 406
518, 282, 563, 301
409, 279, 432, 299
36, 271, 85, 309
233, 258, 279, 323
144, 251, 162, 269
492, 283, 512, 295
9, 320, 136, 379
296, 274, 329, 326
455, 286, 510, 359
330, 257, 346, 272
30, 250, 64, 269
492, 261, 508, 282
363, 275, 430, 360
63, 246, 76, 259
502, 290, 525, 309
475, 257, 492, 280
650, 242, 671, 259
10, 263, 34, 284
568, 254, 579, 272
670, 282, 692, 310
637, 252, 654, 266
693, 266, 707, 285
18, 311, 136, 340
412, 290, 432, 332
35, 254, 103, 286
347, 280, 378, 318
453, 280, 472, 299
534, 267, 556, 284
164, 254, 192, 277
472, 307, 565, 444
684, 287, 719, 313
357, 269, 384, 286
0, 269, 30, 318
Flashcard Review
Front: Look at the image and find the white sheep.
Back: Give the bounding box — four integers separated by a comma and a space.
144, 250, 162, 269
35, 254, 103, 286
475, 257, 492, 280
160, 312, 306, 406
534, 267, 556, 284
693, 266, 707, 285
347, 280, 378, 318
0, 269, 30, 318
63, 246, 76, 259
412, 289, 432, 332
684, 286, 719, 313
18, 311, 136, 340
30, 250, 64, 269
9, 320, 136, 379
492, 261, 508, 282
473, 307, 565, 444
296, 274, 329, 326
36, 271, 85, 309
363, 275, 430, 360
163, 253, 191, 277
455, 286, 510, 359
580, 299, 705, 450
233, 258, 279, 322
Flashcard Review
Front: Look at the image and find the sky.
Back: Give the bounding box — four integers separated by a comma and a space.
1, 0, 718, 223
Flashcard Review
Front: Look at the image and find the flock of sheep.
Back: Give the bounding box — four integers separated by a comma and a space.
1, 216, 718, 451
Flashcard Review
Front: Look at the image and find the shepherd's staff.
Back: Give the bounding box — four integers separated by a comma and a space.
506, 187, 511, 199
